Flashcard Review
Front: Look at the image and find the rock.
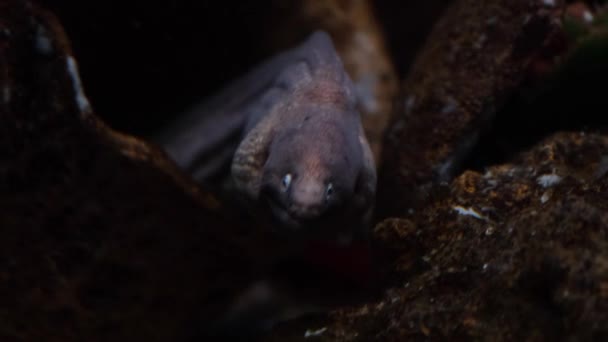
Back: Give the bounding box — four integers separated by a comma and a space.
469, 2, 608, 174
271, 131, 608, 341
378, 0, 565, 216
0, 2, 263, 340
6, 1, 608, 341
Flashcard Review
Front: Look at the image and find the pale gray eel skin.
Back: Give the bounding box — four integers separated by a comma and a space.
157, 31, 376, 236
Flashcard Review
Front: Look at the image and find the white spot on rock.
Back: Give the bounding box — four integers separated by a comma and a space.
540, 191, 551, 204
537, 174, 562, 188
304, 327, 327, 338
583, 11, 594, 23
66, 56, 92, 114
453, 206, 487, 221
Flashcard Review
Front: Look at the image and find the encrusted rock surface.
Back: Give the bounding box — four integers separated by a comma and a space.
272, 132, 608, 341
379, 0, 565, 215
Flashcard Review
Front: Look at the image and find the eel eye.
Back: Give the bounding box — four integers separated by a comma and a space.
325, 183, 334, 199
282, 173, 292, 191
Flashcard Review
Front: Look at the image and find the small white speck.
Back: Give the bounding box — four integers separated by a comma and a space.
304, 327, 327, 338
542, 0, 555, 7
453, 206, 487, 221
486, 17, 498, 26
407, 208, 415, 215
66, 56, 92, 114
540, 191, 551, 203
537, 174, 562, 188
485, 179, 498, 188
583, 11, 594, 23
485, 226, 495, 236
483, 263, 489, 271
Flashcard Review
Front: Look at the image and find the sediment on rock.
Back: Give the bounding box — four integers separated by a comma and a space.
271, 132, 608, 341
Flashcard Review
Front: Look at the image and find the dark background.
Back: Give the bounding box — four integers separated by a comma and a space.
43, 1, 451, 137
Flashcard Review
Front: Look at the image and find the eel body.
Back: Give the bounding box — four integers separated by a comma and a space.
157, 31, 376, 237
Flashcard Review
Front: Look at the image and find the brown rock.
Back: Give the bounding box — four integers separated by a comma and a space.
379, 0, 565, 215
271, 131, 608, 341
0, 2, 262, 341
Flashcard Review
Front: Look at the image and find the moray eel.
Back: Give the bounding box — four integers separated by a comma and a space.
157, 31, 376, 237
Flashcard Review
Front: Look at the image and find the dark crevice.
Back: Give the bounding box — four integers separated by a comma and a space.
461, 49, 608, 172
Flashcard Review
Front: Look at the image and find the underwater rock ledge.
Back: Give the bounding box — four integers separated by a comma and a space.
378, 0, 566, 216
0, 2, 261, 341
271, 132, 608, 341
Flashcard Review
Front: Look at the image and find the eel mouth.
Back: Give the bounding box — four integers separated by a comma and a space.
264, 198, 355, 245
267, 200, 303, 231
